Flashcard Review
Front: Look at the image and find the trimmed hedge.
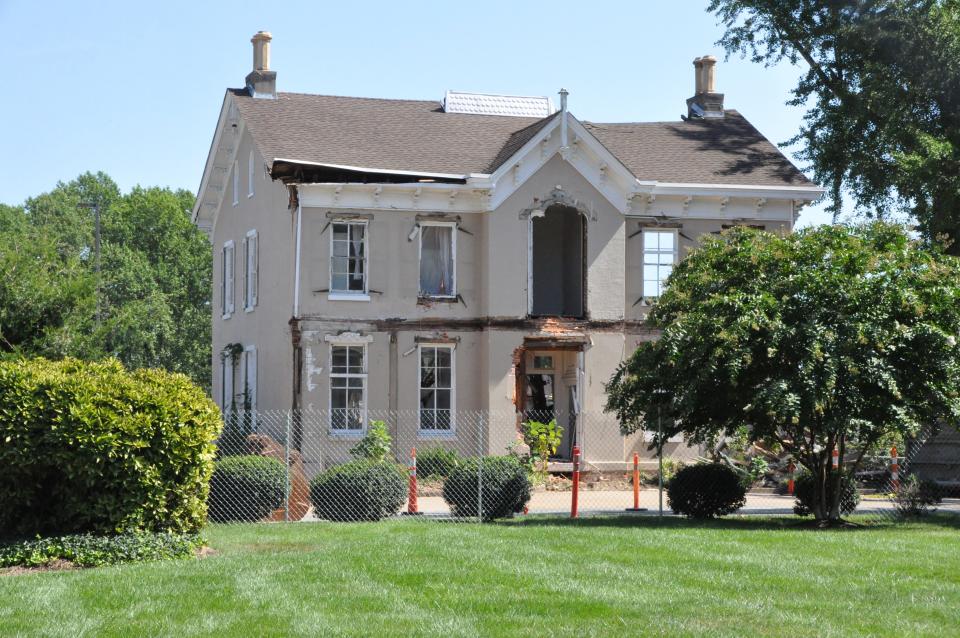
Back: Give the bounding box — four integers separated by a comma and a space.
208, 455, 286, 522
443, 456, 532, 521
793, 471, 861, 517
310, 460, 407, 521
0, 358, 221, 537
667, 463, 747, 519
0, 532, 203, 568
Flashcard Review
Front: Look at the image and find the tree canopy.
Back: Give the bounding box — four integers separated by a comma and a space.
0, 172, 211, 389
709, 0, 960, 252
606, 223, 960, 521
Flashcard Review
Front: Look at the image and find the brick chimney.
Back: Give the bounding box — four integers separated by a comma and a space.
245, 31, 277, 99
686, 55, 724, 118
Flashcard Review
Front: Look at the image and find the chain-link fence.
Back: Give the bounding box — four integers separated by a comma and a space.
207, 409, 960, 524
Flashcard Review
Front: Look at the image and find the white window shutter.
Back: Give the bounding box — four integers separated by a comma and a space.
248, 347, 257, 412
242, 236, 249, 310
251, 232, 259, 307
226, 243, 235, 314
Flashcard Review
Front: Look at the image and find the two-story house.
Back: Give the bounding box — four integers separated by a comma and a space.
193, 32, 823, 469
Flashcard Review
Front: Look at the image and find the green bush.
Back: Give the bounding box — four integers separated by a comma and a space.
310, 460, 407, 521
0, 532, 203, 568
208, 455, 286, 522
0, 358, 221, 537
416, 446, 462, 479
893, 474, 943, 518
793, 471, 861, 517
667, 463, 747, 518
443, 456, 532, 521
349, 420, 391, 462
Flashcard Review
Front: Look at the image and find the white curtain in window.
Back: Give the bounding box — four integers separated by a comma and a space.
420, 226, 453, 296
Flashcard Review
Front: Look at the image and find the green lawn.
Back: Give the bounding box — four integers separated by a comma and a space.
1, 515, 958, 637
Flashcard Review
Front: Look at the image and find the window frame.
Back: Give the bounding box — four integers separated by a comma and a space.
232, 160, 239, 206
220, 352, 235, 415
417, 343, 456, 437
641, 228, 678, 299
328, 219, 370, 301
417, 221, 457, 299
221, 240, 235, 319
243, 229, 258, 312
327, 341, 368, 436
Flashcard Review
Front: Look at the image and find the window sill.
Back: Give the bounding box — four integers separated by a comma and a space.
418, 295, 458, 304
244, 305, 255, 314
417, 430, 457, 440
328, 293, 371, 302
328, 430, 366, 439
221, 313, 233, 320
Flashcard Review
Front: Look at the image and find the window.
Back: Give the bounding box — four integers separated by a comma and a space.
642, 230, 677, 298
329, 344, 367, 433
419, 223, 456, 298
221, 240, 235, 318
243, 229, 258, 311
241, 345, 257, 429
232, 160, 239, 206
247, 151, 255, 198
220, 353, 235, 415
419, 344, 454, 434
330, 221, 368, 298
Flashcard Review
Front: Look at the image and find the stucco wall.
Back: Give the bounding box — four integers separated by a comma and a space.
210, 129, 295, 415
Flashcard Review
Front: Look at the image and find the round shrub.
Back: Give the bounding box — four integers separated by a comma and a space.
309, 460, 407, 521
208, 455, 286, 522
793, 471, 861, 517
417, 446, 462, 479
443, 456, 532, 521
0, 358, 221, 537
667, 463, 747, 518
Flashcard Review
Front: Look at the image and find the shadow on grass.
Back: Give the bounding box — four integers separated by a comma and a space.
493, 512, 960, 533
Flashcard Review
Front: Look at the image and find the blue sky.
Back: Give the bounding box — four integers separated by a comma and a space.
0, 0, 832, 226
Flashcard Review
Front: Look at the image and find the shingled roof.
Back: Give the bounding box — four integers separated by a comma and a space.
230, 89, 813, 187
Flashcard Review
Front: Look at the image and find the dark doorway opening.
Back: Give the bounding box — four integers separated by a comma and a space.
530, 205, 585, 317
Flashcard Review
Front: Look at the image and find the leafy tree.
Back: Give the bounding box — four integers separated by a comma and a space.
0, 173, 211, 388
709, 0, 960, 251
606, 224, 960, 523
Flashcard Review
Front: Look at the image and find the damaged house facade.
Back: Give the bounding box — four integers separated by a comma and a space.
193, 32, 823, 468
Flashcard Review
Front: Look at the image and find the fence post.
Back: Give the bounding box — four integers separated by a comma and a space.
284, 411, 291, 523
890, 446, 900, 492
571, 445, 581, 518
787, 462, 796, 496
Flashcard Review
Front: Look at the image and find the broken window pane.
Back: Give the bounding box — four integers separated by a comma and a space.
331, 222, 367, 293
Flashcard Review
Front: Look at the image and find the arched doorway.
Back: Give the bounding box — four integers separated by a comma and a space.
529, 204, 585, 317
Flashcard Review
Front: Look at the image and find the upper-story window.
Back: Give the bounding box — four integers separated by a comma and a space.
419, 222, 456, 298
330, 221, 368, 299
221, 240, 235, 318
232, 160, 239, 206
642, 229, 677, 298
243, 229, 258, 311
247, 151, 255, 198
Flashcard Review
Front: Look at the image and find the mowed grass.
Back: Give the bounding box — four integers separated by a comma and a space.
1, 515, 958, 637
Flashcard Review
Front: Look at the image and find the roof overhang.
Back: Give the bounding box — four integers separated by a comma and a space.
269, 158, 468, 184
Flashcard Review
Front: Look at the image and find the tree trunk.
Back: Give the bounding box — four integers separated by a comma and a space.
828, 435, 846, 521
813, 453, 829, 522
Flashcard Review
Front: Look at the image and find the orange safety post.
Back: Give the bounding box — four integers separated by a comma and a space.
405, 447, 421, 516
890, 446, 900, 492
626, 452, 646, 512
786, 462, 796, 496
571, 445, 581, 519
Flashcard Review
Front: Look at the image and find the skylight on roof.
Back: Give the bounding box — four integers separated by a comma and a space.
443, 91, 555, 118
